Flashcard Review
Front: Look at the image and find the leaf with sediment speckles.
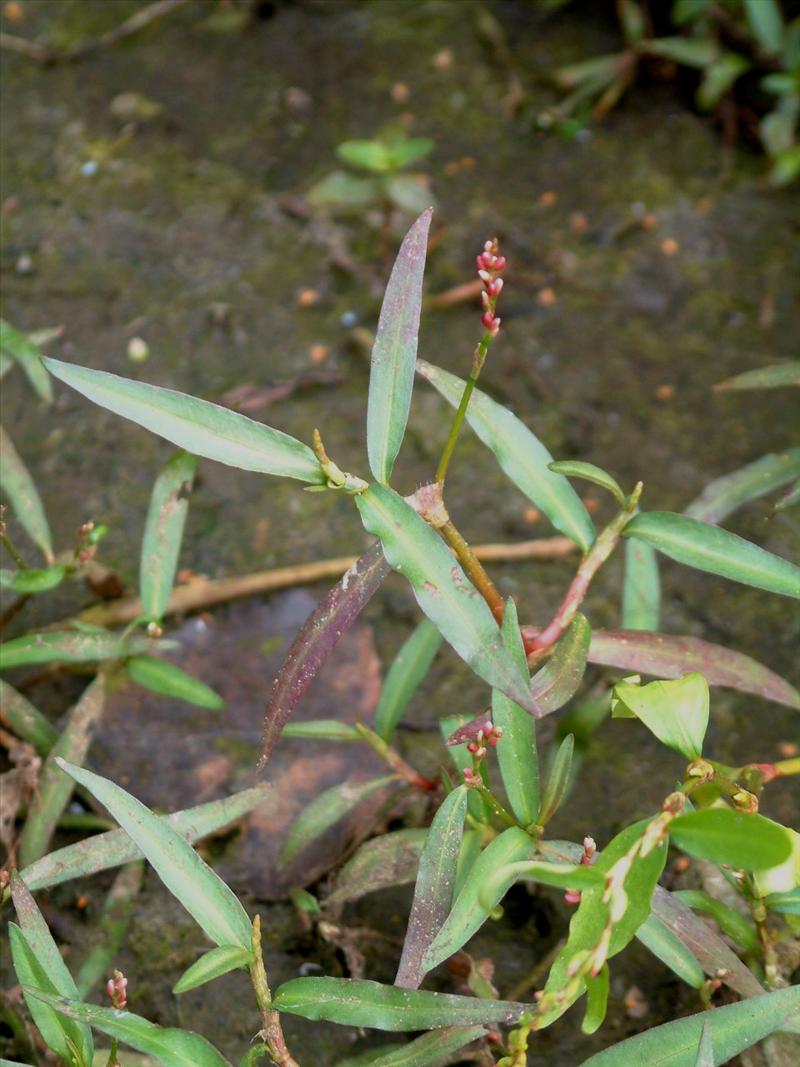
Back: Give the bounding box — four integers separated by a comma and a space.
493, 598, 539, 825
529, 614, 591, 718
140, 450, 197, 621
0, 629, 173, 671
0, 424, 53, 562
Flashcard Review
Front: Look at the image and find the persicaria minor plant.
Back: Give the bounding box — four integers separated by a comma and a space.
3, 208, 799, 1066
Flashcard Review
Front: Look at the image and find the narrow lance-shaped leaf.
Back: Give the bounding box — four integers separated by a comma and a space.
567, 627, 800, 710
480, 859, 603, 905
417, 359, 595, 551
0, 319, 53, 402
743, 0, 785, 54
362, 1027, 487, 1067
0, 679, 58, 755
636, 912, 705, 990
282, 720, 362, 742
623, 511, 800, 599
670, 809, 793, 870
55, 759, 253, 953
695, 1021, 714, 1067
612, 673, 708, 760
375, 619, 442, 741
538, 733, 574, 825
622, 538, 660, 631
712, 361, 800, 391
582, 965, 609, 1035
774, 478, 799, 512
368, 208, 432, 483
24, 989, 232, 1067
328, 829, 427, 908
18, 674, 107, 869
280, 775, 399, 865
493, 598, 539, 826
356, 485, 535, 712
272, 976, 530, 1030
20, 783, 273, 891
126, 655, 224, 710
673, 890, 759, 954
0, 565, 67, 594
140, 450, 197, 621
549, 460, 626, 507
395, 785, 468, 988
260, 542, 389, 765
173, 945, 252, 995
576, 986, 800, 1067
0, 424, 53, 562
0, 629, 174, 671
684, 448, 800, 525
43, 357, 324, 483
530, 615, 591, 718
422, 827, 539, 974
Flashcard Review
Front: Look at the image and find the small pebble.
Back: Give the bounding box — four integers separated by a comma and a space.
537, 287, 557, 307
127, 336, 149, 363
538, 190, 557, 208
296, 288, 320, 308
656, 383, 675, 401
432, 48, 453, 71
661, 237, 679, 256
391, 82, 410, 103
778, 740, 798, 757
80, 160, 98, 177
284, 86, 312, 112
523, 507, 541, 524
16, 253, 33, 274
570, 211, 589, 234
340, 310, 358, 328
309, 343, 329, 364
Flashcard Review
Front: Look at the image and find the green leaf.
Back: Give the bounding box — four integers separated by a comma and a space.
622, 511, 800, 599
416, 360, 595, 550
140, 450, 197, 621
18, 675, 107, 868
712, 362, 800, 391
635, 913, 705, 989
355, 485, 535, 712
612, 673, 708, 759
685, 449, 800, 525
173, 945, 252, 994
622, 538, 660, 631
328, 829, 427, 907
0, 629, 169, 671
480, 859, 603, 906
337, 139, 393, 172
386, 137, 434, 169
537, 733, 575, 824
493, 599, 539, 826
541, 819, 669, 1027
0, 565, 68, 594
576, 985, 800, 1066
744, 0, 784, 54
358, 1026, 486, 1067
0, 319, 53, 402
695, 1021, 713, 1067
673, 890, 759, 953
582, 964, 609, 1035
307, 170, 381, 208
763, 888, 800, 915
375, 619, 442, 741
282, 719, 362, 742
9, 926, 92, 1067
367, 209, 431, 484
642, 37, 718, 68
24, 990, 232, 1067
422, 826, 539, 973
0, 425, 54, 562
126, 655, 224, 710
775, 478, 800, 512
280, 775, 398, 864
530, 615, 591, 718
697, 52, 750, 110
42, 358, 324, 484
0, 679, 57, 755
55, 759, 254, 952
20, 783, 272, 891
670, 809, 793, 870
548, 460, 626, 507
272, 976, 529, 1030
396, 785, 468, 988
385, 175, 434, 214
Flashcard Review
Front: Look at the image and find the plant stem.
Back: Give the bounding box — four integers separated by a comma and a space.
473, 782, 517, 829
525, 484, 642, 658
1, 528, 26, 569
439, 520, 505, 622
435, 334, 492, 485
355, 723, 438, 791
250, 915, 301, 1067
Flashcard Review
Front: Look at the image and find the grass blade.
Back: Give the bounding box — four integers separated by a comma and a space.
417, 360, 595, 550
0, 425, 53, 562
622, 539, 660, 631
367, 208, 432, 483
43, 357, 324, 483
375, 619, 442, 741
140, 450, 197, 621
684, 449, 800, 525
493, 598, 539, 826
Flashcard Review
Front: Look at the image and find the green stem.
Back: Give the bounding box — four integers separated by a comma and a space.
250, 916, 301, 1067
435, 330, 493, 485
354, 723, 438, 791
1, 528, 26, 569
474, 782, 518, 829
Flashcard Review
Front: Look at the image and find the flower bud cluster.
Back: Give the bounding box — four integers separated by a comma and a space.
476, 238, 506, 338
565, 836, 597, 906
106, 970, 128, 1010
466, 719, 503, 760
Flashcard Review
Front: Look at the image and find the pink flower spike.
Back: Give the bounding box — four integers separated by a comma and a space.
478, 269, 492, 283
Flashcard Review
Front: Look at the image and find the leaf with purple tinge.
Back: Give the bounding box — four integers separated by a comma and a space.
259, 542, 390, 765
530, 614, 591, 718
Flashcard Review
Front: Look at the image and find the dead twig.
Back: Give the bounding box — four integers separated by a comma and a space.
0, 0, 189, 65
68, 536, 576, 629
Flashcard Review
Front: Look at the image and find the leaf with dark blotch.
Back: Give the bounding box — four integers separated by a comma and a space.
395, 785, 468, 988
712, 361, 800, 391
363, 1026, 487, 1067
367, 209, 432, 484
622, 511, 800, 599
327, 829, 427, 908
0, 424, 54, 562
140, 450, 197, 621
20, 783, 272, 891
684, 449, 800, 525
526, 628, 800, 711
356, 485, 535, 712
259, 541, 389, 765
650, 887, 764, 999
18, 674, 107, 869
272, 976, 530, 1030
530, 615, 591, 718
576, 986, 800, 1067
